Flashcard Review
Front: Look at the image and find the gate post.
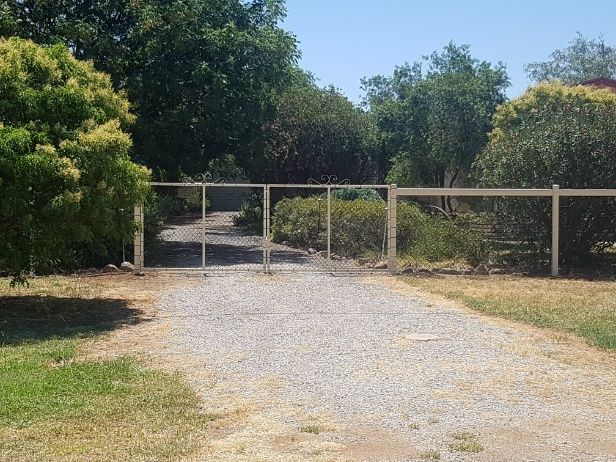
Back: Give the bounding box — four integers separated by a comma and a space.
327, 186, 331, 261
133, 204, 144, 271
202, 183, 206, 272
388, 184, 397, 274
551, 184, 560, 277
263, 186, 269, 273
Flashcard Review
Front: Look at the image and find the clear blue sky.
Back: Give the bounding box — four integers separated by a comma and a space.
282, 0, 616, 103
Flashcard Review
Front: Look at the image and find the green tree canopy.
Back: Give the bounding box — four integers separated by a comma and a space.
525, 33, 616, 84
262, 84, 377, 183
363, 43, 509, 190
0, 0, 299, 179
475, 82, 616, 264
0, 38, 150, 279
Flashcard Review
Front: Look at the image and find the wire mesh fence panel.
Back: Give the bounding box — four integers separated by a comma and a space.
144, 184, 204, 269
204, 185, 265, 271
557, 196, 616, 276
396, 195, 553, 274
268, 186, 390, 272
328, 186, 390, 271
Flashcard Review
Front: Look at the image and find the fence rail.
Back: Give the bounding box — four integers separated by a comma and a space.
135, 183, 616, 276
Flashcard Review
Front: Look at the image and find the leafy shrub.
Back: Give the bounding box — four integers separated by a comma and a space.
0, 38, 150, 279
233, 196, 263, 235
329, 188, 383, 202
475, 82, 616, 265
271, 196, 488, 265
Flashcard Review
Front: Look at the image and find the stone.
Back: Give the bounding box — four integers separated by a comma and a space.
134, 271, 146, 277
281, 241, 291, 247
489, 267, 508, 275
316, 250, 326, 258
307, 248, 317, 255
331, 253, 341, 261
374, 261, 388, 270
415, 268, 434, 276
400, 267, 415, 275
474, 264, 489, 275
102, 264, 120, 273
402, 333, 441, 342
436, 268, 463, 275
120, 261, 135, 272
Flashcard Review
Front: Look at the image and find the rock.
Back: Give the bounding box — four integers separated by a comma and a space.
357, 258, 370, 266
489, 267, 508, 275
400, 267, 415, 275
331, 253, 341, 261
402, 333, 441, 342
374, 261, 388, 270
436, 268, 463, 275
120, 261, 134, 272
307, 248, 317, 255
474, 264, 489, 275
316, 250, 326, 258
102, 264, 120, 273
134, 271, 146, 277
281, 241, 290, 247
414, 268, 434, 276
78, 267, 99, 274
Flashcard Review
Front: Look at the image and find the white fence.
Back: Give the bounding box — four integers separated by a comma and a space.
135, 183, 616, 276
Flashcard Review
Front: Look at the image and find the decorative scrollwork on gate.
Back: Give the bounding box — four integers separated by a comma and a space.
181, 172, 225, 184
307, 174, 351, 185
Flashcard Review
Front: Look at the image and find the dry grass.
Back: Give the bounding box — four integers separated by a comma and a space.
0, 273, 215, 462
401, 275, 616, 350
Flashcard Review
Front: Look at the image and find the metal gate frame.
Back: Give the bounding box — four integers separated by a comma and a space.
135, 180, 396, 275
265, 182, 394, 274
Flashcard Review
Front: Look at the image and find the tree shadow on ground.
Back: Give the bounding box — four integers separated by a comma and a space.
0, 295, 146, 345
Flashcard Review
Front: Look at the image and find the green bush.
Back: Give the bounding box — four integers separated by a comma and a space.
271, 196, 488, 265
0, 38, 150, 279
475, 82, 616, 265
233, 200, 263, 235
329, 188, 383, 202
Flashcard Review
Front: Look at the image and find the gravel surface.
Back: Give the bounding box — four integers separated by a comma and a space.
147, 211, 365, 272
159, 274, 616, 461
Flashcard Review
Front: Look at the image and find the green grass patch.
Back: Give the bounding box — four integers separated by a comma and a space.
403, 276, 616, 350
0, 275, 216, 461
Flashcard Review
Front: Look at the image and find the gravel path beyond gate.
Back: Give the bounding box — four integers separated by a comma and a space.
159, 274, 616, 462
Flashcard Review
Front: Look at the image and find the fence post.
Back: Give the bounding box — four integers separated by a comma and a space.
133, 204, 144, 271
551, 184, 560, 277
388, 184, 397, 274
263, 186, 269, 273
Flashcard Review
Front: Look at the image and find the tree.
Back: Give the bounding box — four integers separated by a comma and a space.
525, 33, 616, 84
0, 38, 150, 279
475, 82, 616, 265
262, 85, 377, 183
363, 43, 509, 196
0, 0, 299, 179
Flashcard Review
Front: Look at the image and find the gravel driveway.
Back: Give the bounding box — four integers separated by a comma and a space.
159, 274, 616, 461
147, 211, 365, 272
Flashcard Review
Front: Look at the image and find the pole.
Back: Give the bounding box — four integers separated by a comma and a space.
327, 186, 331, 261
388, 184, 397, 274
551, 184, 560, 277
202, 183, 206, 272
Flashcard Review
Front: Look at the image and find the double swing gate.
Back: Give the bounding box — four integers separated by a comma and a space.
134, 178, 396, 274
